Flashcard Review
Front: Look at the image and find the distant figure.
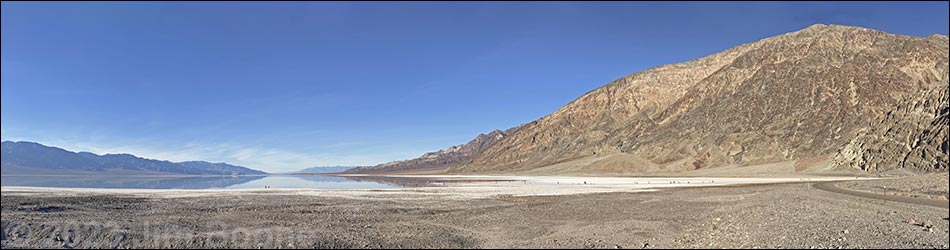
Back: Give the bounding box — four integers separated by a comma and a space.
584, 181, 587, 185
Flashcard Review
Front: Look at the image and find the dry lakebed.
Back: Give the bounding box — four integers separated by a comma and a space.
2, 174, 948, 249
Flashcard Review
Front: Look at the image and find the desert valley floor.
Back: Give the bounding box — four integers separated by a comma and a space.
2, 174, 947, 249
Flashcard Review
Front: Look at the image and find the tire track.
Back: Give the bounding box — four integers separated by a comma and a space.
814, 181, 948, 209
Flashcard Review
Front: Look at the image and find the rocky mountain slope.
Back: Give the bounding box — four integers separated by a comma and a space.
831, 61, 949, 172
346, 128, 517, 174
1, 141, 266, 175
452, 24, 948, 175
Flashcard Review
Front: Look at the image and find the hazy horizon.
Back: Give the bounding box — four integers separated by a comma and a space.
3, 1, 948, 172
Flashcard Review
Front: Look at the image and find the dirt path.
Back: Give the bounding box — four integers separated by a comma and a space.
814, 181, 949, 209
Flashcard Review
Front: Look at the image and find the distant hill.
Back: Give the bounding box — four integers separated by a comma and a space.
1, 141, 267, 175
345, 127, 518, 174
288, 166, 358, 174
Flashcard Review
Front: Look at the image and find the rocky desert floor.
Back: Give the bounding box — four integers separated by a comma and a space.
2, 176, 948, 249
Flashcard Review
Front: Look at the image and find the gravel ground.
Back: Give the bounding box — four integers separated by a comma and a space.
2, 182, 948, 249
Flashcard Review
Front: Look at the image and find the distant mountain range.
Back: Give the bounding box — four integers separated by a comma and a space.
1, 141, 267, 176
345, 127, 518, 174
287, 166, 357, 174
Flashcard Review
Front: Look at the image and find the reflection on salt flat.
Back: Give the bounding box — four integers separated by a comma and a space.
0, 175, 402, 190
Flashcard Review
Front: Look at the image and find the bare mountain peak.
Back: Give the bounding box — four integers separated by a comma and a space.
345, 25, 947, 175
798, 23, 873, 33
456, 25, 949, 175
805, 23, 829, 29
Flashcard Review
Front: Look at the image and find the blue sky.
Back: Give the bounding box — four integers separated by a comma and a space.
2, 2, 948, 172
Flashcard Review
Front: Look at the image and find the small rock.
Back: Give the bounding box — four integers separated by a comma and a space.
924, 228, 933, 233
841, 230, 848, 234
614, 245, 622, 249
